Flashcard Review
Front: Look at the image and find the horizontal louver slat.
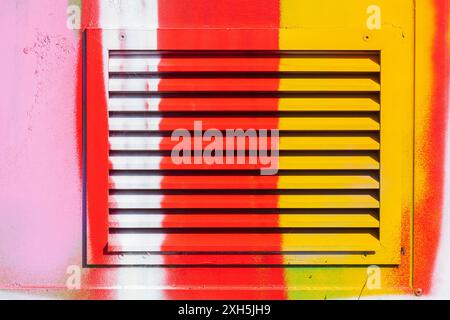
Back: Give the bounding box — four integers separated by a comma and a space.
108, 116, 380, 131
109, 213, 380, 228
109, 53, 380, 73
109, 194, 380, 209
109, 175, 379, 190
108, 96, 380, 112
108, 233, 379, 252
109, 136, 380, 151
109, 77, 380, 92
109, 155, 380, 170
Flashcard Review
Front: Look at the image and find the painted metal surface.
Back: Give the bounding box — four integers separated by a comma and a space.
0, 0, 448, 299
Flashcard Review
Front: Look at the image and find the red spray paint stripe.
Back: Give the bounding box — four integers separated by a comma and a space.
157, 0, 279, 28
127, 176, 284, 190
73, 1, 115, 299
85, 29, 110, 263
158, 0, 285, 299
414, 0, 449, 293
156, 97, 283, 112
158, 118, 279, 130
76, 0, 100, 182
81, 3, 117, 299
76, 0, 107, 178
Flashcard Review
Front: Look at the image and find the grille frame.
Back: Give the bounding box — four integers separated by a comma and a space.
84, 29, 413, 267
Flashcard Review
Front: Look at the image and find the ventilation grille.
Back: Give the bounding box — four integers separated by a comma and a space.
106, 50, 381, 261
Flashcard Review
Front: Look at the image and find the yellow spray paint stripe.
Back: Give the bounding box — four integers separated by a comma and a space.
279, 116, 379, 131
279, 136, 379, 150
279, 0, 415, 298
278, 175, 379, 189
277, 77, 380, 92
279, 155, 379, 170
279, 212, 379, 228
414, 0, 436, 208
278, 97, 380, 112
278, 54, 380, 72
280, 233, 379, 252
278, 194, 379, 209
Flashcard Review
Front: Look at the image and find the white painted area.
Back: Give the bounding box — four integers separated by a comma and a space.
109, 98, 162, 111
109, 118, 163, 131
99, 0, 166, 300
432, 83, 450, 298
110, 156, 163, 169
109, 57, 160, 72
109, 136, 163, 150
109, 78, 161, 92
99, 0, 159, 29
110, 175, 163, 189
109, 195, 164, 209
109, 214, 167, 228
0, 290, 53, 300
109, 234, 167, 252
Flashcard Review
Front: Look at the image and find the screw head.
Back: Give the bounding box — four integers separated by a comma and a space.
363, 34, 370, 41
119, 33, 127, 41
414, 288, 423, 296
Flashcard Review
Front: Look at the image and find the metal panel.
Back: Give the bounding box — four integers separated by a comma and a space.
85, 28, 412, 266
